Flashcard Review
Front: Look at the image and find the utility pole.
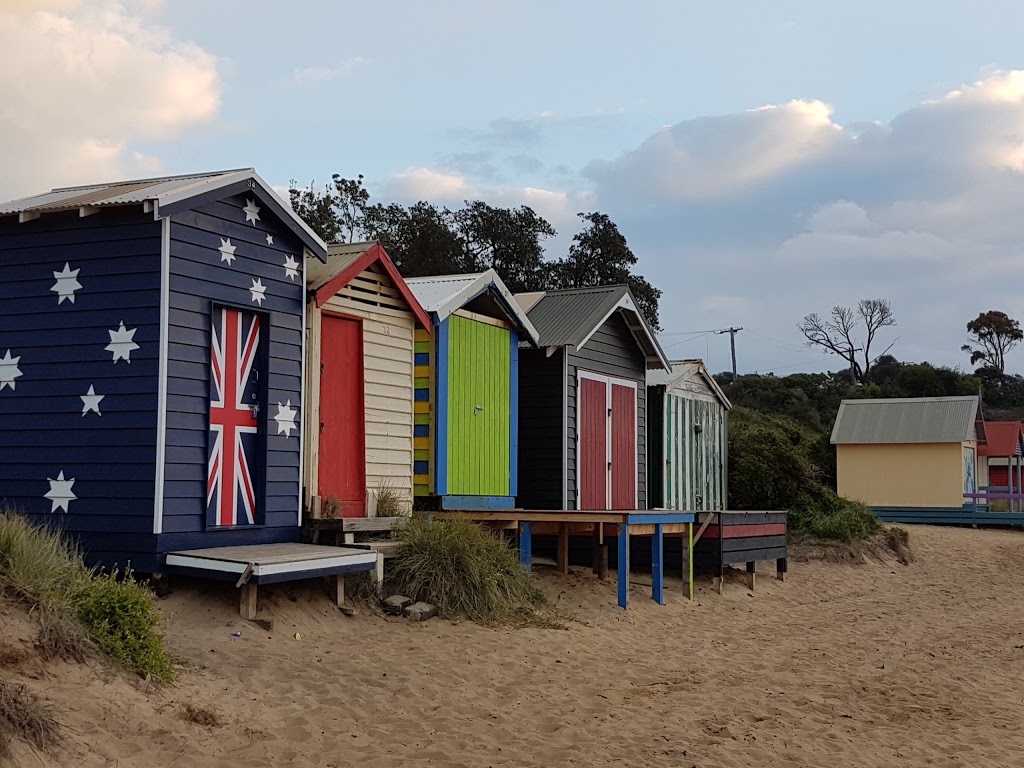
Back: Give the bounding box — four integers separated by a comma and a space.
716, 327, 743, 380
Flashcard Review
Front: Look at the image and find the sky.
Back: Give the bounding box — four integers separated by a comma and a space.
4, 0, 1024, 375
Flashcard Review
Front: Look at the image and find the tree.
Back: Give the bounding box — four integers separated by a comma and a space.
547, 212, 662, 330
288, 174, 369, 244
362, 201, 467, 277
797, 299, 896, 385
962, 310, 1023, 374
450, 202, 554, 293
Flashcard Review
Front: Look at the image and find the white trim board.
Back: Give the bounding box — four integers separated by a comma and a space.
153, 216, 171, 535
164, 551, 377, 577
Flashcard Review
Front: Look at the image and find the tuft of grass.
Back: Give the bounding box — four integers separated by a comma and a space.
389, 517, 561, 627
0, 677, 60, 760
76, 571, 175, 684
34, 602, 92, 662
373, 479, 409, 518
791, 525, 913, 565
0, 513, 89, 605
181, 702, 221, 728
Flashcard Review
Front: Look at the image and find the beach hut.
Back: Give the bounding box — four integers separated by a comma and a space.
514, 285, 671, 511
405, 271, 539, 510
303, 242, 431, 518
831, 396, 987, 518
647, 359, 732, 511
978, 420, 1023, 508
0, 169, 336, 572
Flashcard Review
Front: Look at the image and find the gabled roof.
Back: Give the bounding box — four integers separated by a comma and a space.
518, 285, 670, 370
406, 270, 540, 346
306, 241, 431, 330
0, 168, 328, 261
647, 360, 732, 409
830, 396, 983, 445
978, 421, 1024, 458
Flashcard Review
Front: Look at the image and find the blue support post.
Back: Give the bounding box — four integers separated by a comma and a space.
519, 522, 532, 572
651, 523, 664, 605
617, 525, 630, 609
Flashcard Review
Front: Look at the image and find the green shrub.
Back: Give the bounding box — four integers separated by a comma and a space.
389, 517, 549, 623
76, 571, 174, 683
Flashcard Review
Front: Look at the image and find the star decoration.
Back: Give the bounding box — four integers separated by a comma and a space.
274, 400, 298, 437
250, 278, 267, 306
81, 385, 104, 416
266, 234, 274, 245
243, 198, 261, 225
106, 321, 139, 363
283, 254, 299, 281
0, 349, 22, 392
51, 262, 82, 304
218, 238, 237, 265
45, 470, 77, 513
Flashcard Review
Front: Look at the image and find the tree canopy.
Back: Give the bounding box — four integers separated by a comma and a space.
287, 176, 662, 327
962, 310, 1023, 374
797, 299, 896, 385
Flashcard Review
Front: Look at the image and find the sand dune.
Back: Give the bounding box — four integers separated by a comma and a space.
5, 524, 1024, 767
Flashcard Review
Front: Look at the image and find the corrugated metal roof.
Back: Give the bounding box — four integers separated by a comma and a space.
830, 396, 981, 445
520, 285, 670, 370
647, 359, 732, 408
404, 273, 483, 313
978, 421, 1023, 457
306, 241, 374, 290
0, 169, 251, 214
405, 270, 540, 346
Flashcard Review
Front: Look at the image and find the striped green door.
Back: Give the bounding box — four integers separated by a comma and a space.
447, 316, 510, 495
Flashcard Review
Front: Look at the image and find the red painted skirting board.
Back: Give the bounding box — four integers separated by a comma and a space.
700, 523, 786, 539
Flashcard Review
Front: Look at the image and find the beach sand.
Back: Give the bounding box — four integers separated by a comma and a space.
4, 524, 1024, 767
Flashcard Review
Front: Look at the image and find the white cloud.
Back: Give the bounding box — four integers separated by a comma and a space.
382, 167, 585, 234
584, 70, 1024, 372
0, 2, 220, 200
292, 57, 368, 84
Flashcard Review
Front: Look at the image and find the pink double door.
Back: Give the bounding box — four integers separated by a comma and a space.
577, 372, 638, 510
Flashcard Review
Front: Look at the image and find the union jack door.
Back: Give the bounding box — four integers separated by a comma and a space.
207, 306, 264, 528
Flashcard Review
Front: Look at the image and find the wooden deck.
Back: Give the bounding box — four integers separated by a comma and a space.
435, 509, 696, 609
165, 543, 379, 620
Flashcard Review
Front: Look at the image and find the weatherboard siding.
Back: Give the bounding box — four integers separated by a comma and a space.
649, 388, 727, 511
161, 194, 305, 540
310, 264, 416, 512
0, 207, 162, 568
566, 313, 647, 510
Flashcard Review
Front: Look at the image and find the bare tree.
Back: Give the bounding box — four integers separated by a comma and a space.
798, 299, 897, 384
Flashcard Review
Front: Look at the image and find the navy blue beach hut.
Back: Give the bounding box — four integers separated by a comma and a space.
0, 170, 377, 613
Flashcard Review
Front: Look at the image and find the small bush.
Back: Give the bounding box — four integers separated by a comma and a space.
389, 517, 552, 624
0, 677, 59, 759
76, 571, 174, 684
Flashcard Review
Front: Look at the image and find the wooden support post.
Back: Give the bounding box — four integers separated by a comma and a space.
375, 552, 384, 598
687, 522, 694, 601
240, 583, 257, 620
557, 523, 569, 575
617, 524, 630, 609
777, 557, 787, 582
746, 561, 756, 591
519, 522, 532, 571
651, 523, 664, 605
591, 523, 600, 576
335, 574, 346, 608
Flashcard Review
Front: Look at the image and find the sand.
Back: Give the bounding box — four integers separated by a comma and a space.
4, 524, 1024, 767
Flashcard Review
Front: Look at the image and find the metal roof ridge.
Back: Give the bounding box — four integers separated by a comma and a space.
50, 168, 253, 193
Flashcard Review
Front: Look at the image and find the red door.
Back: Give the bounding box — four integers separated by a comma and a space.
318, 314, 366, 517
579, 377, 608, 510
611, 383, 637, 509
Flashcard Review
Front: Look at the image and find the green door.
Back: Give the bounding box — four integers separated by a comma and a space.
447, 315, 510, 495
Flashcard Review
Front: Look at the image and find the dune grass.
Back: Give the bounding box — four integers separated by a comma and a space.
0, 678, 59, 760
389, 517, 563, 627
0, 510, 174, 683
